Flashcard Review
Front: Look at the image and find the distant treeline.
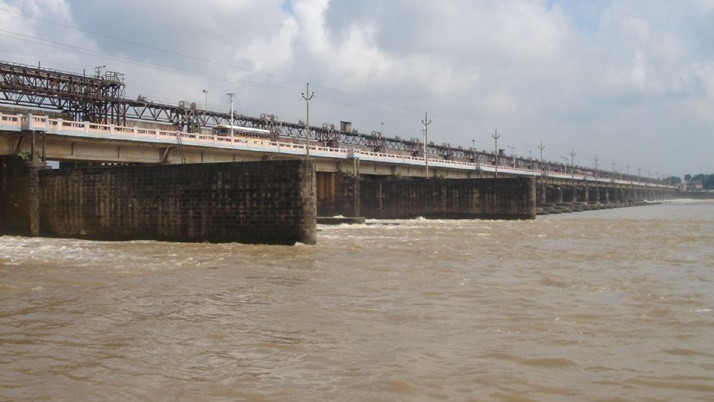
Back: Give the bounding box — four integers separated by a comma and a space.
679, 174, 714, 190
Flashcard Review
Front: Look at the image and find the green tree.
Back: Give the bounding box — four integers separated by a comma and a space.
663, 176, 682, 185
684, 174, 692, 184
690, 174, 714, 190
705, 175, 714, 190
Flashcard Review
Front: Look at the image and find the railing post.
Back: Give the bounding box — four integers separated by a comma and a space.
57, 118, 63, 132
84, 122, 89, 134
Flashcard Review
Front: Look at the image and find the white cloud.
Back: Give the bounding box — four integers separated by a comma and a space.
238, 15, 299, 73
0, 0, 711, 174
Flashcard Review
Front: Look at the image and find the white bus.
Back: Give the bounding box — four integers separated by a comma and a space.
212, 124, 271, 139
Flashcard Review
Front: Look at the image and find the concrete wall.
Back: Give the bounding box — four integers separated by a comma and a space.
0, 158, 317, 245
317, 172, 360, 217
39, 161, 316, 244
680, 191, 714, 200
0, 157, 44, 236
356, 177, 535, 219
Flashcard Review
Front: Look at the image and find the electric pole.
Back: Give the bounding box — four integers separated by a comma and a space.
538, 141, 545, 177
612, 161, 617, 181
472, 138, 476, 162
421, 112, 431, 178
301, 83, 314, 158
508, 145, 516, 167
226, 92, 235, 142
492, 129, 500, 178
570, 148, 576, 179
593, 154, 599, 178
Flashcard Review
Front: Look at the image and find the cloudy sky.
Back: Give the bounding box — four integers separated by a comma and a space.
1, 0, 712, 177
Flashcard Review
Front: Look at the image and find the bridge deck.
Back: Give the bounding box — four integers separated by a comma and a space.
0, 112, 674, 189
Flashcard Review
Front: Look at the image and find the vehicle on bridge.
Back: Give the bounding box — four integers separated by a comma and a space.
212, 124, 271, 139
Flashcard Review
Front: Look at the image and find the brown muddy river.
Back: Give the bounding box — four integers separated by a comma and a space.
1, 200, 713, 400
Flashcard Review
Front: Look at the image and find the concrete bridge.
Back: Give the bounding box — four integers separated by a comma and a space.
0, 60, 681, 245
0, 112, 677, 215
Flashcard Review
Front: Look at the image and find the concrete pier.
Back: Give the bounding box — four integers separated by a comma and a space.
318, 173, 536, 220
535, 181, 676, 215
1, 157, 317, 245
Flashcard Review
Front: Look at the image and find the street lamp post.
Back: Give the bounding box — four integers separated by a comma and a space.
202, 89, 208, 109
538, 141, 545, 178
421, 112, 431, 178
226, 92, 235, 142
492, 129, 500, 178
593, 154, 599, 178
301, 83, 314, 158
612, 161, 617, 181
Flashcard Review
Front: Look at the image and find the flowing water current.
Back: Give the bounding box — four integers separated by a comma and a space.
1, 200, 713, 401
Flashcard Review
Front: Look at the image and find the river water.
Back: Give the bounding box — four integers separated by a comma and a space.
1, 200, 713, 401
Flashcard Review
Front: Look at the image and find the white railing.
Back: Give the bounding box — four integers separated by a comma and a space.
0, 112, 676, 189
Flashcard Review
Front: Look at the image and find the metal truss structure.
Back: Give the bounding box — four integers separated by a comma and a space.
0, 61, 125, 124
0, 60, 497, 161
0, 60, 651, 182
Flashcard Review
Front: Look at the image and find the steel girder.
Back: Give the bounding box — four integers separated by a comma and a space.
0, 60, 649, 182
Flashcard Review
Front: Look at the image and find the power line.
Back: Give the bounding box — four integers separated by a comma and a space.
0, 11, 500, 151
0, 27, 432, 130
0, 6, 283, 83
0, 29, 297, 93
0, 6, 487, 129
0, 6, 432, 121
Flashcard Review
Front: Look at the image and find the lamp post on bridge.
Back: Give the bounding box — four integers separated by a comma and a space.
508, 145, 516, 167
538, 141, 545, 178
612, 161, 617, 181
472, 138, 477, 163
593, 155, 599, 178
301, 83, 314, 159
422, 112, 431, 179
226, 92, 235, 142
569, 148, 576, 180
492, 129, 500, 178
202, 89, 208, 110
